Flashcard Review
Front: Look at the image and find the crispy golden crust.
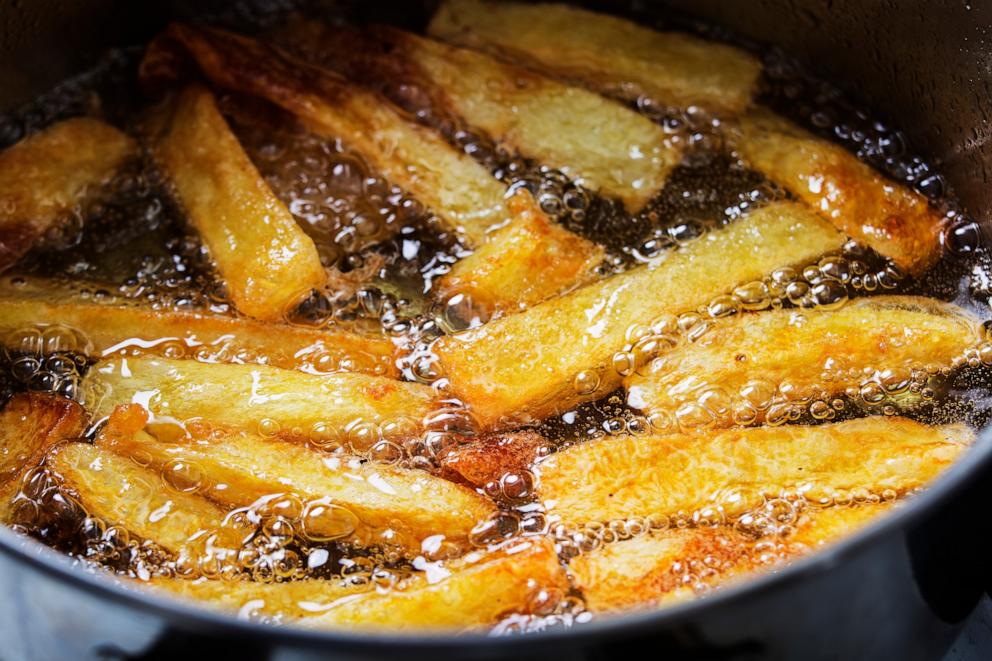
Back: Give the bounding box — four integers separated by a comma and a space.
571, 504, 887, 612
0, 277, 397, 377
735, 108, 943, 273
83, 357, 434, 449
625, 296, 981, 427
0, 118, 138, 272
434, 201, 845, 431
47, 442, 244, 554
95, 406, 496, 554
153, 537, 567, 631
539, 417, 970, 528
433, 191, 604, 317
428, 0, 761, 116
150, 85, 325, 321
142, 24, 508, 247
438, 429, 546, 489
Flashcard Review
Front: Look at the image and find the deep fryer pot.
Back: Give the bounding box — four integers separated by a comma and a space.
3, 1, 992, 659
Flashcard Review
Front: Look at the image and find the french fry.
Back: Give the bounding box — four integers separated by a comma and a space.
734, 108, 943, 273
82, 357, 434, 447
0, 276, 397, 377
433, 190, 604, 317
0, 118, 138, 272
150, 84, 325, 321
571, 504, 887, 612
438, 429, 547, 489
300, 24, 680, 212
428, 0, 762, 116
433, 201, 846, 430
47, 442, 245, 554
142, 24, 509, 247
153, 537, 566, 630
538, 416, 970, 528
95, 405, 497, 554
0, 394, 85, 523
625, 296, 981, 427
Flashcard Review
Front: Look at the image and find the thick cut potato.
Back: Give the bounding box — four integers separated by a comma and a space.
438, 429, 547, 489
625, 296, 981, 426
96, 405, 496, 554
154, 537, 565, 630
434, 201, 846, 430
571, 504, 887, 612
0, 118, 138, 272
47, 442, 245, 554
83, 357, 435, 448
735, 108, 943, 273
0, 277, 397, 377
142, 24, 509, 247
538, 417, 970, 527
151, 84, 325, 321
433, 191, 604, 317
429, 0, 761, 116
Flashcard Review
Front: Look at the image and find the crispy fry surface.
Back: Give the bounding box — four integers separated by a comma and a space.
626, 296, 981, 426
434, 202, 846, 430
0, 277, 397, 377
735, 109, 943, 272
154, 537, 566, 630
151, 85, 325, 321
429, 0, 761, 115
438, 429, 547, 489
83, 357, 434, 447
539, 417, 969, 527
96, 406, 496, 553
0, 118, 138, 272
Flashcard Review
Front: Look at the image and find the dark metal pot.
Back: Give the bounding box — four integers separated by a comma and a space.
3, 1, 992, 659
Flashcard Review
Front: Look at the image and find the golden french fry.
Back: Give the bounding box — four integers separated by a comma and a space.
0, 118, 138, 272
571, 504, 888, 612
434, 201, 846, 430
142, 24, 509, 247
428, 0, 761, 116
83, 357, 434, 447
625, 296, 981, 427
433, 190, 604, 317
0, 393, 86, 523
539, 417, 970, 528
47, 442, 244, 554
438, 429, 547, 489
0, 276, 398, 377
735, 108, 943, 273
153, 537, 567, 630
150, 84, 325, 321
95, 405, 496, 554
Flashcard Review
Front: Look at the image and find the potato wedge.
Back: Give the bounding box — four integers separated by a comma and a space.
47, 442, 245, 555
303, 25, 679, 212
0, 394, 85, 523
0, 118, 138, 272
83, 357, 434, 447
0, 277, 397, 377
149, 84, 325, 321
95, 405, 496, 554
154, 537, 566, 631
428, 0, 762, 116
571, 504, 887, 612
539, 417, 970, 528
734, 108, 943, 273
433, 201, 846, 430
433, 190, 604, 317
625, 296, 981, 427
142, 24, 508, 247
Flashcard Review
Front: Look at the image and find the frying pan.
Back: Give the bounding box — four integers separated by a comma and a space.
2, 1, 992, 659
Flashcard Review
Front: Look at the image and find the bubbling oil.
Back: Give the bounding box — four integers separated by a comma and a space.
0, 0, 991, 635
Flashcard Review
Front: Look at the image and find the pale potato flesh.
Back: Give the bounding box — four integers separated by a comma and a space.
428, 0, 762, 115
151, 84, 325, 321
0, 118, 138, 272
538, 417, 970, 528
